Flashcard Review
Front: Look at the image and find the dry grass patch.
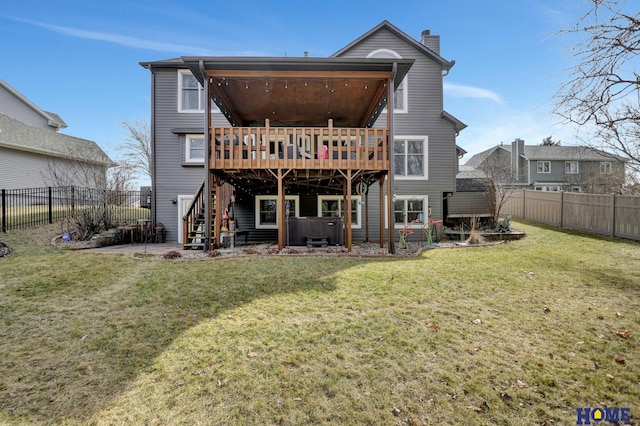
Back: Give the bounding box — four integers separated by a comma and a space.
0, 221, 638, 425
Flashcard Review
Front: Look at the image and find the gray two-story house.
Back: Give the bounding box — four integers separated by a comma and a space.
464, 138, 626, 193
140, 20, 465, 252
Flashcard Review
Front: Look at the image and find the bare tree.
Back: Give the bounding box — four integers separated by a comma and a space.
555, 0, 640, 172
119, 119, 152, 183
574, 167, 626, 194
42, 145, 111, 189
478, 154, 518, 228
107, 163, 135, 192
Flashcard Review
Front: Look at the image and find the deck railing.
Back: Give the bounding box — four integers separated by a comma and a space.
210, 119, 389, 170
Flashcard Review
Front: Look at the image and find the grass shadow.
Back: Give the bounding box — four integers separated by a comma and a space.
0, 248, 398, 424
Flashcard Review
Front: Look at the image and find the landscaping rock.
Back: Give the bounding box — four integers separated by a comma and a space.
0, 242, 10, 257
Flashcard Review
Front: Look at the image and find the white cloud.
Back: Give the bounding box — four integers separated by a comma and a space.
14, 18, 216, 55
444, 82, 504, 104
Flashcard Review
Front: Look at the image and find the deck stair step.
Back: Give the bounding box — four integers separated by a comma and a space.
306, 235, 328, 248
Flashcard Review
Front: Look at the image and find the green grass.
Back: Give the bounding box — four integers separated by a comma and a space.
0, 221, 638, 425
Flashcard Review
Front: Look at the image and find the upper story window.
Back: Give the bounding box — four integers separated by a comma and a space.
178, 70, 204, 112
367, 49, 408, 113
255, 195, 299, 229
394, 136, 428, 179
178, 70, 220, 113
600, 161, 612, 174
537, 161, 551, 174
317, 195, 361, 228
185, 134, 205, 163
565, 161, 579, 174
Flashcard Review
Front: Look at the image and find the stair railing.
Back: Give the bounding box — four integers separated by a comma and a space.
182, 181, 206, 247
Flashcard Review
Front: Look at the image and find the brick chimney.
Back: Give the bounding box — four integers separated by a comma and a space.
420, 29, 440, 55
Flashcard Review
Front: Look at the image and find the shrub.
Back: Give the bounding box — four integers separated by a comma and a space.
162, 250, 183, 259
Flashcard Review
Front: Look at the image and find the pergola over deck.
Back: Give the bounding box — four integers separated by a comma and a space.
183, 57, 414, 252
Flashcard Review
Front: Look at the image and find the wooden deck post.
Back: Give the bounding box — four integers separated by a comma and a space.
379, 174, 386, 248
365, 185, 369, 243
213, 175, 222, 249
345, 169, 352, 252
277, 169, 285, 250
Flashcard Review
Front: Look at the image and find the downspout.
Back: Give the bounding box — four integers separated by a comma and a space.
149, 70, 157, 228
201, 60, 211, 252
388, 62, 397, 254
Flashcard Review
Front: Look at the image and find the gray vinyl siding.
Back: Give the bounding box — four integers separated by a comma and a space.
528, 160, 609, 184
334, 27, 458, 225
0, 87, 51, 130
0, 147, 49, 189
528, 160, 568, 184
449, 192, 491, 216
0, 147, 106, 190
528, 159, 625, 189
151, 67, 232, 240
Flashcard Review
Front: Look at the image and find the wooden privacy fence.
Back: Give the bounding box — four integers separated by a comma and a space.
502, 189, 640, 241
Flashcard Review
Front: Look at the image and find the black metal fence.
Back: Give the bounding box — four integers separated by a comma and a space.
1, 186, 151, 232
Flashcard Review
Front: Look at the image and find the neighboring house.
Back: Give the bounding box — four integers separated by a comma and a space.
140, 20, 466, 251
0, 79, 113, 189
463, 138, 626, 193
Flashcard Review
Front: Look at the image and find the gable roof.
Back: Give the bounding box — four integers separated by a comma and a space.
464, 146, 508, 168
500, 144, 625, 162
464, 143, 626, 171
0, 78, 67, 130
331, 20, 455, 72
0, 112, 113, 167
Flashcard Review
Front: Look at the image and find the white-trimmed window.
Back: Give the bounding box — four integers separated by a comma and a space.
565, 161, 579, 174
600, 161, 612, 174
386, 196, 428, 229
394, 137, 428, 179
178, 70, 220, 113
537, 161, 551, 173
317, 195, 361, 229
255, 195, 299, 229
185, 134, 205, 163
178, 70, 205, 112
367, 49, 408, 113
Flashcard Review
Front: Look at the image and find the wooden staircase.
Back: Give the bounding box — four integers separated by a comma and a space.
182, 182, 216, 250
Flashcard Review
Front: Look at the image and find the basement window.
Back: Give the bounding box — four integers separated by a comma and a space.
255, 195, 299, 229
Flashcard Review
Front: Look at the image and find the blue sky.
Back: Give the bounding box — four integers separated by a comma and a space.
1, 0, 588, 182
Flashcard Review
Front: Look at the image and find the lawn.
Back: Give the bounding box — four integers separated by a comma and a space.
0, 221, 638, 425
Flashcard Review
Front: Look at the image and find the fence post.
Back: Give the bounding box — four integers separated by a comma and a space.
522, 189, 526, 220
103, 189, 109, 225
48, 187, 53, 224
1, 189, 6, 233
610, 193, 616, 237
559, 191, 564, 229
71, 186, 75, 217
